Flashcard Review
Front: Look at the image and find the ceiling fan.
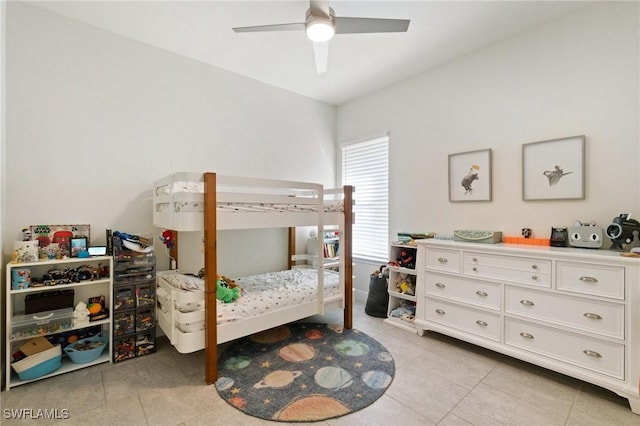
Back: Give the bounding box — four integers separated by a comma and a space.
232, 0, 410, 74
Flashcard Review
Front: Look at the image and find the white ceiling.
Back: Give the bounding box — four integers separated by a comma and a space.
28, 0, 592, 106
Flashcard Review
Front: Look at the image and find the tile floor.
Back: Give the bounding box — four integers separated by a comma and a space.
2, 299, 639, 425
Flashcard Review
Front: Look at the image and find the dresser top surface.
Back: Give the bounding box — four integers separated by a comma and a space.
416, 239, 640, 264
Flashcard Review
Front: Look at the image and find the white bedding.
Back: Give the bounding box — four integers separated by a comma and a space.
160, 268, 340, 324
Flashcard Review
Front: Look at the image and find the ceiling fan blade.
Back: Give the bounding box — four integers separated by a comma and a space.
313, 42, 329, 74
232, 22, 305, 33
334, 17, 410, 34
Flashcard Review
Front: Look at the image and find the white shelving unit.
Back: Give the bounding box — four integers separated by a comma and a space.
383, 243, 418, 333
5, 256, 113, 390
306, 229, 340, 269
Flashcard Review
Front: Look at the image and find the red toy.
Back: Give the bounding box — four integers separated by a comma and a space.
397, 250, 415, 269
160, 229, 174, 249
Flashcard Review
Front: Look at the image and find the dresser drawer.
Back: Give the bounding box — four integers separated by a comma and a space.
505, 286, 624, 339
557, 262, 625, 300
425, 298, 500, 341
425, 273, 500, 310
464, 253, 551, 288
425, 248, 461, 273
464, 263, 550, 288
505, 317, 624, 379
465, 252, 551, 274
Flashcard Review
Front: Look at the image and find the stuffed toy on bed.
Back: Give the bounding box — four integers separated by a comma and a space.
216, 276, 240, 303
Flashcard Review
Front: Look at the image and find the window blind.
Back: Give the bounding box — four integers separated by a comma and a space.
341, 137, 389, 263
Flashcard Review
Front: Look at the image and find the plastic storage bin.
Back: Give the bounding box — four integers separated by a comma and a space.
63, 332, 108, 363
113, 335, 136, 363
135, 332, 155, 357
136, 308, 155, 332
113, 311, 135, 336
11, 308, 73, 340
113, 285, 135, 311
135, 282, 155, 308
11, 345, 62, 381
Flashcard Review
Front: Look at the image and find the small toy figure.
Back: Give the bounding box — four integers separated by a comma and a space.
160, 229, 175, 249
73, 301, 90, 327
21, 228, 32, 241
396, 273, 415, 296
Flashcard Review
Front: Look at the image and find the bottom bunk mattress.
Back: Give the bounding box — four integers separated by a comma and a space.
156, 268, 342, 352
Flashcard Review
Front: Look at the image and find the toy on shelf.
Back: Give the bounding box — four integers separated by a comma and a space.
388, 247, 417, 269
73, 301, 90, 327
395, 273, 415, 296
389, 300, 416, 323
503, 236, 550, 246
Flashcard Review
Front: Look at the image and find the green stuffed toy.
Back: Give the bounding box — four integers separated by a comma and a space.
216, 277, 240, 303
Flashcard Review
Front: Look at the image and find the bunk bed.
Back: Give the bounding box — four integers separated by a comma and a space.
152, 172, 354, 384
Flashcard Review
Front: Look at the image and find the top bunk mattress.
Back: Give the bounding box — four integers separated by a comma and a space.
153, 172, 347, 231
160, 268, 341, 324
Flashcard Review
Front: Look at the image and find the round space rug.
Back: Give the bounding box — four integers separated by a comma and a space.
215, 322, 395, 422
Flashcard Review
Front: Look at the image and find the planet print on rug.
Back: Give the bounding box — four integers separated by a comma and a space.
215, 323, 395, 422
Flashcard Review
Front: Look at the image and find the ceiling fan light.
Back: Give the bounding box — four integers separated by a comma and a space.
306, 18, 335, 43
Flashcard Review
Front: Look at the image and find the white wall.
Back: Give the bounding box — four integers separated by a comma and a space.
337, 2, 640, 295
4, 2, 337, 272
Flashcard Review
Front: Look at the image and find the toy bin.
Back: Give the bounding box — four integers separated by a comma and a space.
136, 308, 155, 332
63, 332, 108, 364
135, 282, 155, 308
113, 285, 135, 311
11, 345, 62, 381
11, 308, 73, 340
135, 332, 156, 357
113, 335, 136, 363
113, 311, 135, 336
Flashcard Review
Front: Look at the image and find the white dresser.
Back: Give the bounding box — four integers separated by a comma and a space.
414, 239, 640, 414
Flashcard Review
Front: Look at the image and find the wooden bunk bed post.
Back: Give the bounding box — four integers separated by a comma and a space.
343, 185, 354, 330
287, 227, 296, 270
169, 230, 178, 270
203, 172, 218, 384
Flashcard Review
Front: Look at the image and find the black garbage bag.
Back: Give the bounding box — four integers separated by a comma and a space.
364, 266, 389, 318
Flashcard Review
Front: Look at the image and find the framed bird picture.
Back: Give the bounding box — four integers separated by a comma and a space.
522, 135, 585, 201
448, 148, 492, 202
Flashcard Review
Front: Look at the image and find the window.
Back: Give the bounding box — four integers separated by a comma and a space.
341, 136, 389, 262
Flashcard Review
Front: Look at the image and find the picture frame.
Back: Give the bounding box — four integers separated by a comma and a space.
448, 148, 492, 202
70, 237, 88, 257
522, 135, 585, 201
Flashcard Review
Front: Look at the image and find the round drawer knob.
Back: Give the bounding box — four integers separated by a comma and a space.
531, 275, 538, 281
531, 264, 538, 270
472, 257, 478, 262
472, 267, 478, 272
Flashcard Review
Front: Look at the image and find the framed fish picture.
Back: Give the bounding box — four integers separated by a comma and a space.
522, 135, 585, 201
448, 148, 492, 202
